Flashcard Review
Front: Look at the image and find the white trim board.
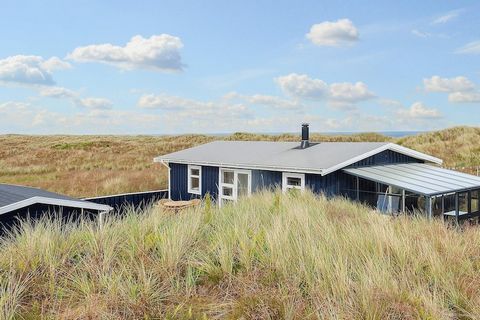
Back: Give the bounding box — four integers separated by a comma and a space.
187, 164, 202, 195
282, 172, 305, 193
0, 196, 112, 216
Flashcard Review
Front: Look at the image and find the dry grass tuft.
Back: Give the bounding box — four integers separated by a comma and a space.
1, 191, 480, 319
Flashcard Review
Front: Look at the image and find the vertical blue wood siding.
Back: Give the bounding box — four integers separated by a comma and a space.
202, 165, 219, 199
169, 163, 219, 200
348, 149, 423, 167
169, 150, 425, 200
169, 163, 189, 200
306, 171, 339, 196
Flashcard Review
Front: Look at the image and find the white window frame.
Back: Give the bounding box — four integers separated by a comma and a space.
188, 165, 202, 195
282, 172, 305, 193
218, 168, 252, 206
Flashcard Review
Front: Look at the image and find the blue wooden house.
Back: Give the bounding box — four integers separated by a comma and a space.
156, 125, 480, 221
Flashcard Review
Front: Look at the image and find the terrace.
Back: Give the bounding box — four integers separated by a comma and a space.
343, 163, 480, 222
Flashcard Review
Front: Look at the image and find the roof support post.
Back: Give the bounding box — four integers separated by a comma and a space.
98, 210, 107, 229
356, 176, 359, 201
468, 190, 472, 214
441, 195, 445, 221
425, 196, 432, 219
455, 192, 459, 225
401, 189, 406, 214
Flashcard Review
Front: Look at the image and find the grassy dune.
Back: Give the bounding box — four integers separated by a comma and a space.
1, 191, 480, 319
0, 126, 479, 197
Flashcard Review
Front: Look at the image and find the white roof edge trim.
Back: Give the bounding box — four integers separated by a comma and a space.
387, 144, 443, 165
154, 157, 324, 175
321, 143, 442, 176
0, 196, 113, 216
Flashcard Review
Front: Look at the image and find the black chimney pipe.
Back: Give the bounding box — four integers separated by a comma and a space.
301, 123, 309, 148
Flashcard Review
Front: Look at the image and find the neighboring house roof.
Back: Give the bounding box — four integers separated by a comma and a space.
0, 184, 112, 215
344, 163, 480, 196
155, 141, 442, 175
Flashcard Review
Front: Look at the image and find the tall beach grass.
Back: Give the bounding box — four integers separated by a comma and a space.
1, 191, 479, 319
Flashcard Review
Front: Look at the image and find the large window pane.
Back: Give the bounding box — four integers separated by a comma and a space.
459, 192, 468, 213
472, 190, 479, 212
222, 171, 234, 184
237, 173, 249, 197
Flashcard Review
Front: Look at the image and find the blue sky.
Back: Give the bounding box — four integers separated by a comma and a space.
0, 0, 479, 134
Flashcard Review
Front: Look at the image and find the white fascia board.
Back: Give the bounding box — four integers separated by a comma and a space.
0, 196, 112, 216
155, 158, 324, 175
321, 143, 442, 176
387, 144, 443, 165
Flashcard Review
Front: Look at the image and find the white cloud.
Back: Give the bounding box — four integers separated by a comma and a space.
138, 91, 303, 133
0, 101, 29, 113
424, 75, 480, 104
0, 101, 65, 131
38, 85, 116, 110
137, 93, 197, 110
225, 92, 302, 110
448, 91, 480, 103
137, 92, 257, 132
432, 9, 462, 25
329, 82, 375, 102
39, 86, 77, 98
75, 97, 113, 110
275, 73, 328, 99
275, 73, 374, 110
40, 57, 72, 72
397, 102, 442, 119
423, 75, 475, 92
0, 55, 69, 86
0, 100, 164, 134
326, 82, 374, 111
244, 94, 300, 109
306, 19, 359, 47
455, 40, 480, 55
67, 34, 184, 71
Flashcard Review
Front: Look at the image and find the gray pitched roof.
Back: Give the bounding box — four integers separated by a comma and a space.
155, 141, 442, 175
0, 184, 111, 214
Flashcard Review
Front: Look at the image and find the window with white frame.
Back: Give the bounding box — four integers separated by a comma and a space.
218, 168, 251, 206
188, 165, 202, 195
282, 172, 305, 193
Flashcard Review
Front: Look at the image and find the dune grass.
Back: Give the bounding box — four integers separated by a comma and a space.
1, 191, 479, 319
1, 126, 479, 197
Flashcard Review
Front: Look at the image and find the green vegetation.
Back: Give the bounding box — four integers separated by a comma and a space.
1, 191, 479, 319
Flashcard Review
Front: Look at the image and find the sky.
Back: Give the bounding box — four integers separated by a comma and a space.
0, 0, 479, 134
